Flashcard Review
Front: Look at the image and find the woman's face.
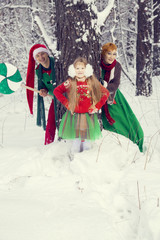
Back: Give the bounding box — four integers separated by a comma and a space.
104, 49, 117, 64
75, 62, 86, 78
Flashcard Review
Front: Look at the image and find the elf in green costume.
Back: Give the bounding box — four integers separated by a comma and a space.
100, 42, 144, 152
26, 44, 57, 145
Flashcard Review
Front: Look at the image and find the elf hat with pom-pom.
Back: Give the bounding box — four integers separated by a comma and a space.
26, 44, 49, 114
68, 63, 93, 78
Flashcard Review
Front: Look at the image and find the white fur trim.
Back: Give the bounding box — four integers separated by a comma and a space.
68, 64, 76, 78
84, 64, 93, 77
68, 63, 94, 78
33, 47, 49, 60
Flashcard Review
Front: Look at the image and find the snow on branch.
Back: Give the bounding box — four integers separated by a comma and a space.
0, 4, 37, 12
72, 0, 93, 4
110, 25, 116, 42
0, 3, 49, 14
95, 0, 115, 26
153, 43, 160, 46
153, 1, 160, 12
148, 14, 159, 22
70, 0, 115, 27
34, 15, 57, 56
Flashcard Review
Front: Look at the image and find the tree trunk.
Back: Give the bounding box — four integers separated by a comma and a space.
54, 0, 100, 125
136, 0, 153, 96
153, 0, 160, 76
126, 7, 136, 68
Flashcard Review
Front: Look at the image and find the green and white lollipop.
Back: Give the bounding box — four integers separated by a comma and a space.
0, 62, 22, 94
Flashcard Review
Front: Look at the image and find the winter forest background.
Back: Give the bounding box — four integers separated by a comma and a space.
0, 1, 160, 240
0, 0, 160, 97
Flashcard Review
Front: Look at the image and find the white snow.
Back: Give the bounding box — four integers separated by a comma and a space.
82, 30, 89, 42
0, 75, 160, 240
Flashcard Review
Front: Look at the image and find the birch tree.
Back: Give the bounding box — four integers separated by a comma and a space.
153, 0, 160, 75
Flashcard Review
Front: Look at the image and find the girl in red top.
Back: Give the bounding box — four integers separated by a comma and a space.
54, 57, 109, 154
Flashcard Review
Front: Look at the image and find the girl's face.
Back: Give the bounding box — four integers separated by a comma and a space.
75, 62, 86, 78
104, 50, 117, 64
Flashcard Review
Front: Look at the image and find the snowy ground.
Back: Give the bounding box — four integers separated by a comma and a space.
0, 76, 160, 240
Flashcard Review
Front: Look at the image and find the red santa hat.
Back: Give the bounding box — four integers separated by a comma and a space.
26, 44, 49, 114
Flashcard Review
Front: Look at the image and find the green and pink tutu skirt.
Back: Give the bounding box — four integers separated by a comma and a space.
58, 111, 102, 141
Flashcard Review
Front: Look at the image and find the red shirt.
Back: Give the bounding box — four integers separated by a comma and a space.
53, 79, 109, 113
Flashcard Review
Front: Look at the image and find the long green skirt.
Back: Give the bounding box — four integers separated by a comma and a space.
102, 89, 144, 152
59, 111, 102, 141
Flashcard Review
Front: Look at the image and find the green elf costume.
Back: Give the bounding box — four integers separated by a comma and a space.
26, 44, 57, 145
100, 58, 144, 152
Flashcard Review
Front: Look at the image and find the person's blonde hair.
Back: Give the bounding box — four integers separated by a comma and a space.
68, 57, 102, 113
101, 42, 117, 60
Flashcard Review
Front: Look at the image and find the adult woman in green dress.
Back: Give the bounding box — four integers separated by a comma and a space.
100, 42, 144, 152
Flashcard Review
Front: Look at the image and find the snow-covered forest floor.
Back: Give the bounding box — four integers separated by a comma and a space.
0, 75, 160, 240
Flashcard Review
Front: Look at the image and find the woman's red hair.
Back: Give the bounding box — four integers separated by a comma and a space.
101, 42, 117, 59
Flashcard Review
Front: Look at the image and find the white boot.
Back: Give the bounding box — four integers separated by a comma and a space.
68, 139, 81, 161
82, 140, 92, 151
71, 139, 81, 153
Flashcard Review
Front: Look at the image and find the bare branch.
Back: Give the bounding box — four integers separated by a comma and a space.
121, 66, 135, 86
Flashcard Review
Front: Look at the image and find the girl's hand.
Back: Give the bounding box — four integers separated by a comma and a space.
65, 102, 74, 115
88, 106, 98, 114
39, 89, 48, 97
70, 111, 74, 115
